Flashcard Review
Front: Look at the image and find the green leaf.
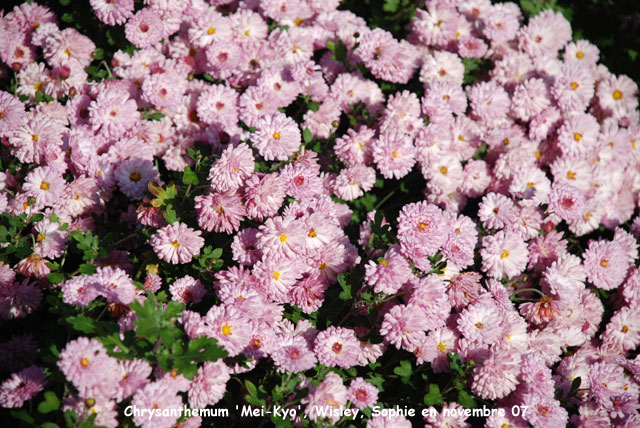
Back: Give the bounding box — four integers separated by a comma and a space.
146, 112, 165, 121
163, 204, 179, 224
302, 128, 313, 144
570, 376, 582, 394
10, 409, 35, 424
78, 263, 97, 275
383, 0, 400, 13
338, 274, 352, 301
245, 380, 258, 397
37, 391, 61, 414
211, 247, 223, 259
47, 272, 65, 285
326, 40, 336, 52
393, 360, 412, 379
61, 12, 74, 23
307, 101, 320, 112
424, 384, 443, 406
457, 390, 477, 409
29, 213, 44, 223
42, 423, 60, 428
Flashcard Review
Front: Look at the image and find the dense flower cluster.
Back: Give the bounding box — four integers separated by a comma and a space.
1, 0, 640, 427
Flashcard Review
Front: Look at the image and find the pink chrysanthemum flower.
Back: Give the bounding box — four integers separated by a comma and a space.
314, 326, 361, 368
196, 84, 238, 131
62, 276, 99, 307
231, 228, 262, 266
131, 381, 183, 428
408, 276, 451, 330
0, 365, 46, 408
0, 91, 26, 137
150, 222, 204, 264
601, 306, 640, 351
94, 266, 137, 305
252, 112, 301, 161
334, 127, 375, 166
380, 304, 429, 350
552, 64, 595, 113
480, 231, 529, 279
195, 191, 246, 234
510, 78, 551, 122
170, 276, 206, 305
115, 359, 151, 402
253, 257, 304, 300
596, 74, 638, 117
468, 81, 510, 122
424, 402, 470, 428
23, 166, 65, 206
371, 131, 416, 180
583, 240, 629, 290
478, 193, 517, 230
243, 173, 285, 221
303, 372, 348, 424
333, 164, 376, 201
556, 113, 600, 157
205, 305, 251, 357
364, 245, 412, 294
208, 143, 255, 193
457, 301, 502, 345
91, 0, 134, 25
523, 396, 568, 428
124, 8, 164, 49
548, 183, 585, 222
141, 73, 184, 110
257, 216, 305, 260
88, 88, 140, 139
458, 35, 488, 58
348, 377, 378, 410
57, 337, 119, 397
114, 158, 159, 199
272, 335, 317, 373
397, 201, 448, 260
471, 349, 520, 400
188, 361, 230, 408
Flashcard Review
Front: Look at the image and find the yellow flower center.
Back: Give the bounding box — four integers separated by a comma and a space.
391, 150, 398, 158
308, 229, 317, 238
570, 81, 579, 90
294, 18, 302, 26
500, 250, 509, 259
576, 51, 584, 59
279, 234, 287, 242
64, 48, 71, 57
37, 233, 45, 242
222, 325, 232, 335
613, 90, 622, 100
574, 133, 582, 141
32, 134, 39, 141
440, 166, 448, 174
81, 357, 89, 367
600, 259, 608, 267
379, 259, 388, 267
567, 171, 576, 180
475, 322, 484, 329
207, 27, 215, 35
621, 325, 629, 333
273, 132, 281, 140
40, 181, 50, 190
527, 182, 535, 188
272, 271, 280, 280
171, 240, 180, 248
437, 342, 446, 352
34, 81, 42, 91
129, 171, 141, 182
